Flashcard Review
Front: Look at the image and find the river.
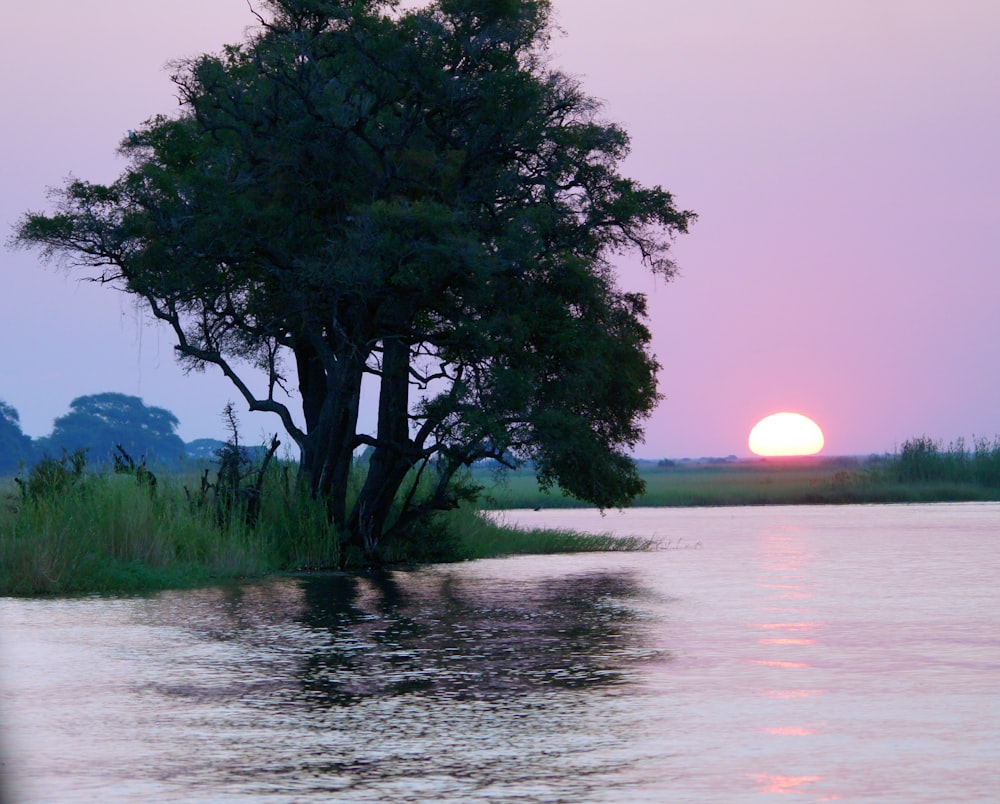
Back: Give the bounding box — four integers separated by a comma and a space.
2, 503, 998, 802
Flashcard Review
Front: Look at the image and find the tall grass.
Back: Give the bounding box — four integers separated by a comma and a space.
1, 474, 258, 595
0, 464, 341, 596
878, 436, 1000, 486
0, 458, 654, 597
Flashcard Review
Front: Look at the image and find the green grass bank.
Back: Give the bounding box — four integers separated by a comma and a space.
3, 436, 997, 597
479, 438, 1000, 509
0, 463, 649, 597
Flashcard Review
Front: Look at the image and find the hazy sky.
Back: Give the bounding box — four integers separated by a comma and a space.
2, 1, 998, 457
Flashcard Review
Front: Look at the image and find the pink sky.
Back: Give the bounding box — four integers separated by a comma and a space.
2, 1, 998, 457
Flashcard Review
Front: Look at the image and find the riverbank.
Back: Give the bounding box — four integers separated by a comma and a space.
4, 442, 997, 597
476, 453, 1000, 509
6, 504, 996, 803
0, 471, 650, 597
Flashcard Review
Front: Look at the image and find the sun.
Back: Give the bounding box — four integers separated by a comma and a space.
748, 412, 825, 457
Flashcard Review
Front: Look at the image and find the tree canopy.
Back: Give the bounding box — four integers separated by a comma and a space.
13, 0, 694, 561
0, 401, 34, 474
42, 393, 186, 465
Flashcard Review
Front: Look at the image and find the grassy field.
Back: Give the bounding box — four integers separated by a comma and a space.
476, 453, 1000, 509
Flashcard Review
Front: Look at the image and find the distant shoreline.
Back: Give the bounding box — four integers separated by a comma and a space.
474, 454, 1000, 509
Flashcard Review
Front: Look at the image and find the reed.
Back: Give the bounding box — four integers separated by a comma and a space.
0, 460, 651, 596
0, 473, 269, 595
875, 436, 1000, 487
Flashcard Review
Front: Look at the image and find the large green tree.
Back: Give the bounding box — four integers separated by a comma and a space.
14, 0, 693, 560
42, 393, 186, 466
0, 401, 34, 474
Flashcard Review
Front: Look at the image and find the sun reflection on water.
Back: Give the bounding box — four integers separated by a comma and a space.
759, 638, 816, 645
751, 773, 824, 794
748, 524, 834, 797
760, 725, 820, 736
761, 689, 822, 699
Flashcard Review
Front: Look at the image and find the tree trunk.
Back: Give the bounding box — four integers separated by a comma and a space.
295, 344, 326, 433
348, 337, 413, 560
298, 346, 366, 534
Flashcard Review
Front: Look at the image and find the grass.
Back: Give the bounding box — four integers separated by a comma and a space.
4, 435, 997, 597
1, 473, 270, 596
477, 443, 1000, 510
0, 462, 652, 597
476, 458, 884, 509
0, 454, 352, 596
442, 504, 657, 559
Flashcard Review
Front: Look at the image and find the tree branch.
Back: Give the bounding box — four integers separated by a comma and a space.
146, 295, 307, 447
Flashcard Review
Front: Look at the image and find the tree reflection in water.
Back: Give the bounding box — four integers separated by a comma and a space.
2, 566, 667, 802
7, 505, 996, 802
293, 568, 661, 707
132, 567, 667, 800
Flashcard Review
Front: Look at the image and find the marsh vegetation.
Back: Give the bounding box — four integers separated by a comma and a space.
3, 436, 996, 597
479, 438, 1000, 509
0, 450, 648, 597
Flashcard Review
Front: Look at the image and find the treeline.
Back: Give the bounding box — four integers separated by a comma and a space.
0, 392, 225, 475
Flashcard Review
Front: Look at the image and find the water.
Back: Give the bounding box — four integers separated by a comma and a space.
2, 503, 998, 802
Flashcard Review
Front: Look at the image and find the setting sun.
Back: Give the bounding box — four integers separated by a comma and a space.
748, 412, 825, 457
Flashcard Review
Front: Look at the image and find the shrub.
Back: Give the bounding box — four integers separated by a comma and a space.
14, 449, 87, 501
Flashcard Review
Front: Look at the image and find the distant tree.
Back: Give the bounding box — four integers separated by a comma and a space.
186, 438, 227, 461
43, 393, 186, 465
0, 400, 34, 474
13, 0, 694, 561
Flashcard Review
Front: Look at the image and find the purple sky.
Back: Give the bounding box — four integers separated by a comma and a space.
2, 1, 998, 457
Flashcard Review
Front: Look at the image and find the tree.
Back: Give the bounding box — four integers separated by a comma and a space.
13, 0, 694, 561
186, 438, 228, 461
42, 393, 186, 465
0, 401, 34, 474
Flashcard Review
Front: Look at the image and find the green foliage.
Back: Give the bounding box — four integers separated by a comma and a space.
0, 400, 34, 474
42, 392, 186, 466
444, 503, 657, 560
14, 449, 87, 501
0, 451, 335, 595
0, 472, 269, 596
972, 436, 1000, 486
13, 0, 694, 562
894, 436, 941, 482
185, 404, 281, 529
112, 444, 158, 492
0, 456, 653, 596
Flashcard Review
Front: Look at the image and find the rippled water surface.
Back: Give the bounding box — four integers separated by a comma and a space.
2, 503, 998, 802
